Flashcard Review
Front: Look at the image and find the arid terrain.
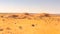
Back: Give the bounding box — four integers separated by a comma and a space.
0, 13, 60, 34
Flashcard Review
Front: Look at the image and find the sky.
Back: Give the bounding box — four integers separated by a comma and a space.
0, 0, 60, 14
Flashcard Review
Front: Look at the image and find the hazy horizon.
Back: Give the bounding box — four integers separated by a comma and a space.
0, 0, 60, 14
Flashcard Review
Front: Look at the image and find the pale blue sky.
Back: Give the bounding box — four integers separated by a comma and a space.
0, 0, 60, 14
